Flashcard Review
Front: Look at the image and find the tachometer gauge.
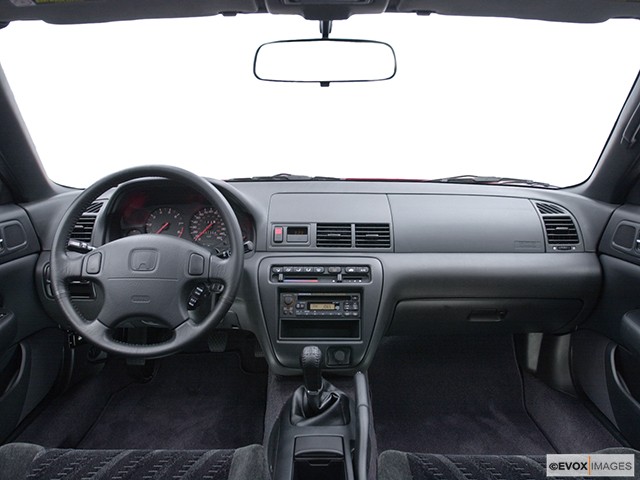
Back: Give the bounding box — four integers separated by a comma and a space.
145, 207, 185, 237
190, 207, 227, 249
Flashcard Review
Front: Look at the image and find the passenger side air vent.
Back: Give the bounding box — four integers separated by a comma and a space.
355, 224, 391, 248
542, 216, 580, 245
534, 201, 581, 251
69, 201, 103, 243
316, 224, 352, 248
536, 202, 565, 215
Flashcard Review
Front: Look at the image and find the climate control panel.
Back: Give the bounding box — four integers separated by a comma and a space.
270, 265, 371, 283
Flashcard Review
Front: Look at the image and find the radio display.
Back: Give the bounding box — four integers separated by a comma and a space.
309, 303, 337, 311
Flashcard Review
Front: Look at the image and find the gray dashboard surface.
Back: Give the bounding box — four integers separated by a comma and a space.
232, 181, 612, 253
389, 195, 544, 253
269, 193, 391, 224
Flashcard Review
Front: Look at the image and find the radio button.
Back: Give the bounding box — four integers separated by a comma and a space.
314, 267, 325, 273
328, 266, 342, 274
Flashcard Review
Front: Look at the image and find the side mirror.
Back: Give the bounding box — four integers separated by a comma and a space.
254, 38, 397, 86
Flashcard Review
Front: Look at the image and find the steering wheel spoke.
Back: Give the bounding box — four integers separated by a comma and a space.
61, 251, 86, 280
208, 254, 234, 285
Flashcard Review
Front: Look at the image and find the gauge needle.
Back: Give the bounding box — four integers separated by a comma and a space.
194, 222, 214, 241
156, 222, 170, 234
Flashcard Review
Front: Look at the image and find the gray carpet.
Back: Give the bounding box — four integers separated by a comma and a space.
77, 353, 267, 450
15, 360, 134, 448
369, 336, 555, 455
17, 352, 267, 450
523, 373, 620, 453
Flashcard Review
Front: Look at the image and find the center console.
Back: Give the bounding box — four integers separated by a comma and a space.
258, 257, 384, 371
259, 258, 381, 479
268, 346, 372, 480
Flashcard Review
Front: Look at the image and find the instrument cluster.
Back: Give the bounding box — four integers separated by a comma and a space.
110, 184, 253, 254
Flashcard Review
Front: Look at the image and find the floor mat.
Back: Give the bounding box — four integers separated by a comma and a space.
369, 335, 555, 455
523, 372, 620, 453
76, 352, 266, 450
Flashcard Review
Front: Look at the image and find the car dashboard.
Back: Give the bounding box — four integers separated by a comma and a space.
31, 177, 608, 375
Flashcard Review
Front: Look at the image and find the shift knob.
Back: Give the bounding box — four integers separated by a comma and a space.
300, 346, 323, 393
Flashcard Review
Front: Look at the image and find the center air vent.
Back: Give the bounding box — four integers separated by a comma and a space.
542, 216, 580, 245
355, 224, 391, 248
316, 224, 352, 248
70, 201, 104, 243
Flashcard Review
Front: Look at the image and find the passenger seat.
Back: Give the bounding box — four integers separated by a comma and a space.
378, 448, 640, 480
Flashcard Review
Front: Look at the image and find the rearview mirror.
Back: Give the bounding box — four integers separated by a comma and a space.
254, 39, 397, 86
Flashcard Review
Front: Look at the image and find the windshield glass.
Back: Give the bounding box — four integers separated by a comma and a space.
1, 15, 639, 188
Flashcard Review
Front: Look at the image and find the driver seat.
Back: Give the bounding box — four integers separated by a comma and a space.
0, 443, 270, 480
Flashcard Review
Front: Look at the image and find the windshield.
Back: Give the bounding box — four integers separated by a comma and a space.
1, 14, 640, 188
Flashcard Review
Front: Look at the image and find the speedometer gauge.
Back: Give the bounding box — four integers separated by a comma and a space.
190, 207, 227, 249
145, 207, 185, 237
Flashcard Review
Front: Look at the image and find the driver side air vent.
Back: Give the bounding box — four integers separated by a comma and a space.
316, 223, 352, 248
355, 223, 391, 248
70, 201, 103, 243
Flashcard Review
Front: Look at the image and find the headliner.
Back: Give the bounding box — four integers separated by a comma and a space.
1, 0, 640, 25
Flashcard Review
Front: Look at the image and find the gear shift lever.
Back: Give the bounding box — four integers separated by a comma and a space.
301, 345, 323, 392
300, 346, 324, 413
291, 345, 350, 426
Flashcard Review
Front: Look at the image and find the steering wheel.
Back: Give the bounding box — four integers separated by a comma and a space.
50, 166, 244, 358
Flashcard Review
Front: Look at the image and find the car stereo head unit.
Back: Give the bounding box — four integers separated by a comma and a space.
280, 292, 360, 319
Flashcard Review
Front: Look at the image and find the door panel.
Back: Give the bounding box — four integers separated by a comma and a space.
0, 205, 64, 442
573, 204, 640, 448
